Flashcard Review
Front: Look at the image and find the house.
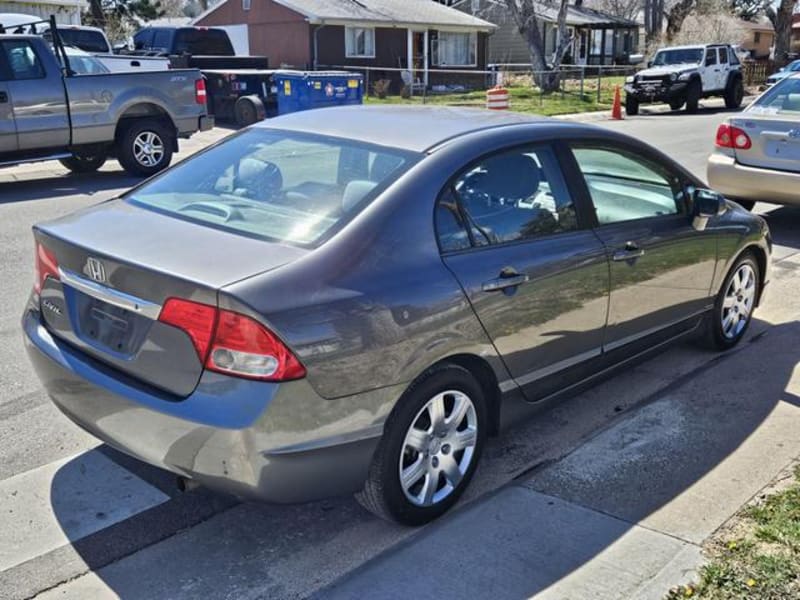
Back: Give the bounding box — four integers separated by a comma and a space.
453, 0, 639, 66
740, 18, 774, 59
793, 13, 800, 55
0, 0, 85, 24
192, 0, 496, 90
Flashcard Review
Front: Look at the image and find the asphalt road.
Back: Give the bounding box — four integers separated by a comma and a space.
2, 107, 799, 600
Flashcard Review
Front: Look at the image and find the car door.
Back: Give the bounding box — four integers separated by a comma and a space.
438, 144, 610, 402
0, 48, 18, 153
717, 46, 730, 90
568, 143, 717, 353
702, 48, 718, 90
0, 39, 69, 150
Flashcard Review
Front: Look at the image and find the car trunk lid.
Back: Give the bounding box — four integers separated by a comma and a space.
733, 116, 800, 174
34, 199, 307, 397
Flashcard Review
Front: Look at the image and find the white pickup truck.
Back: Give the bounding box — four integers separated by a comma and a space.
624, 44, 744, 115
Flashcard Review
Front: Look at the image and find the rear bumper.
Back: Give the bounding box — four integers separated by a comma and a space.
707, 152, 800, 206
23, 308, 392, 503
175, 114, 215, 138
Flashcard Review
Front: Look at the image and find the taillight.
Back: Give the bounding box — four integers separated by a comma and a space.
34, 242, 59, 294
158, 299, 305, 382
715, 124, 752, 150
195, 78, 207, 104
158, 298, 217, 361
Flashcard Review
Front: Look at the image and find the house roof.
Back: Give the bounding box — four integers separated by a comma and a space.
740, 17, 774, 32
194, 0, 496, 30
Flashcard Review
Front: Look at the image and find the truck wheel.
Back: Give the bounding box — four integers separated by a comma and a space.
234, 96, 265, 128
686, 81, 701, 114
669, 99, 684, 111
624, 95, 639, 116
117, 119, 174, 177
724, 78, 744, 109
59, 152, 107, 174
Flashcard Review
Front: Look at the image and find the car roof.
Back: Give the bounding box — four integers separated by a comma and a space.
255, 105, 556, 153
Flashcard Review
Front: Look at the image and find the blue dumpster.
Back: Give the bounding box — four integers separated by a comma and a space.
275, 70, 364, 115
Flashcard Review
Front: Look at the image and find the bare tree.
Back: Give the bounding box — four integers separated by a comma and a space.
766, 0, 796, 63
504, 0, 574, 92
644, 0, 664, 49
595, 0, 641, 21
671, 0, 746, 44
665, 0, 697, 41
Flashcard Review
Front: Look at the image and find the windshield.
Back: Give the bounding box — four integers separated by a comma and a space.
173, 29, 233, 55
749, 76, 800, 115
652, 48, 703, 66
788, 61, 800, 72
127, 129, 418, 246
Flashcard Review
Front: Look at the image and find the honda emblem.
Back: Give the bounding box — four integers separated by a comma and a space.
83, 257, 106, 283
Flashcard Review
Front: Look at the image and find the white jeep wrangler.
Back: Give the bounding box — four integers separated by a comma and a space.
624, 44, 744, 115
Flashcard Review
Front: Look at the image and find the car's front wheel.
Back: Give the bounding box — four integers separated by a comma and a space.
686, 80, 701, 113
59, 151, 107, 174
356, 364, 486, 525
702, 252, 760, 350
625, 95, 639, 116
724, 78, 745, 109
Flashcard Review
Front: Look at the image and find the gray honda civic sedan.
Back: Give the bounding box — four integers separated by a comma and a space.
24, 106, 771, 525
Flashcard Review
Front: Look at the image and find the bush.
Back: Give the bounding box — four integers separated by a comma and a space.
372, 79, 391, 99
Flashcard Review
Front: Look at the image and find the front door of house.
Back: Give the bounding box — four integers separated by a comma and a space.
407, 30, 428, 87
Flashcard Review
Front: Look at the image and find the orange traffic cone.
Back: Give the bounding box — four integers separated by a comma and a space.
611, 85, 623, 120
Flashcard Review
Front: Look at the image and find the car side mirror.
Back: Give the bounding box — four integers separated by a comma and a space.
647, 60, 653, 68
692, 188, 727, 231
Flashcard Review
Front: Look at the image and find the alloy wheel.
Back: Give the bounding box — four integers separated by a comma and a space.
399, 390, 477, 507
133, 131, 165, 168
721, 263, 756, 339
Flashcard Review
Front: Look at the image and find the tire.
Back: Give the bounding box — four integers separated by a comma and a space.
669, 99, 684, 111
59, 152, 106, 173
724, 77, 744, 109
356, 364, 487, 525
625, 95, 639, 116
701, 252, 760, 351
686, 80, 701, 113
234, 96, 264, 128
117, 119, 174, 177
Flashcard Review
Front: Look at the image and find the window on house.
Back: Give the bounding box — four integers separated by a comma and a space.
345, 27, 375, 58
243, 0, 251, 9
754, 32, 761, 44
433, 31, 477, 66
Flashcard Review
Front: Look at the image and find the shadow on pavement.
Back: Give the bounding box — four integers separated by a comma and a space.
0, 171, 140, 204
757, 204, 800, 251
41, 319, 800, 599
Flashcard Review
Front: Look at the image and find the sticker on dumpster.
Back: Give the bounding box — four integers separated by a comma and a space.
347, 79, 359, 88
325, 82, 334, 97
314, 81, 322, 90
284, 80, 291, 95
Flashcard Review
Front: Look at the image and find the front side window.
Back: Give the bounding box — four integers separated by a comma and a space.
436, 146, 577, 251
345, 27, 375, 58
126, 128, 416, 246
571, 146, 682, 225
433, 31, 477, 66
1, 40, 45, 80
152, 30, 172, 52
705, 49, 717, 66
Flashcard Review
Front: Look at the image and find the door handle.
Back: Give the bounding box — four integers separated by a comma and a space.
0, 92, 7, 103
482, 272, 529, 292
612, 242, 645, 262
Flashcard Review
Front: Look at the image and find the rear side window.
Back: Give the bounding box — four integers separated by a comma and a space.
1, 40, 45, 80
54, 29, 110, 53
436, 145, 577, 251
152, 29, 172, 52
571, 146, 683, 224
718, 46, 728, 64
126, 128, 416, 246
173, 29, 234, 55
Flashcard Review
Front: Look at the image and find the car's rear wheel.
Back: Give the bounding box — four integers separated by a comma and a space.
356, 364, 486, 525
669, 99, 684, 111
702, 252, 760, 350
686, 80, 701, 113
117, 119, 174, 177
724, 78, 744, 109
59, 152, 107, 174
625, 95, 639, 116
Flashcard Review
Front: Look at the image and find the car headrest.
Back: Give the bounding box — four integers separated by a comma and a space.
342, 180, 377, 213
237, 158, 283, 195
477, 154, 541, 200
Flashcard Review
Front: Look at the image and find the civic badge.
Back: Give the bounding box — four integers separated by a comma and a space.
83, 257, 106, 284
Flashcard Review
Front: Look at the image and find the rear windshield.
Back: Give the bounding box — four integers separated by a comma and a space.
173, 29, 233, 55
749, 77, 800, 115
50, 29, 109, 53
127, 129, 417, 246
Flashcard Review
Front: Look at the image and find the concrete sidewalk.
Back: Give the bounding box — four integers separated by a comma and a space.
320, 255, 800, 600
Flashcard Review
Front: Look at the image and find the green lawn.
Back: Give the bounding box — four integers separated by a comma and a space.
665, 465, 800, 599
364, 76, 627, 117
